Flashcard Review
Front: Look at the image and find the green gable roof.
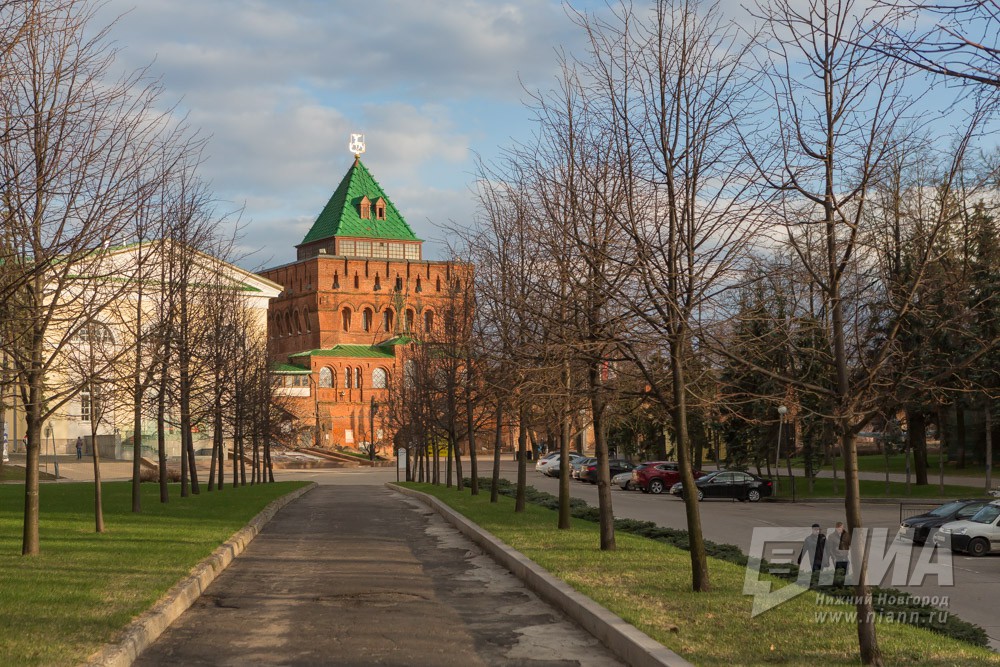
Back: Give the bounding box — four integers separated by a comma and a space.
299, 158, 420, 246
289, 345, 396, 360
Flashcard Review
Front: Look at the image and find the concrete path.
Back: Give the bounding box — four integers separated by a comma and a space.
134, 484, 622, 666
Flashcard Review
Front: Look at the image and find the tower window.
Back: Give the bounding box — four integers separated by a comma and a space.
354, 273, 360, 289
362, 308, 373, 332
415, 276, 422, 293
374, 275, 381, 291
424, 310, 434, 332
342, 307, 352, 331
383, 309, 394, 332
395, 276, 402, 291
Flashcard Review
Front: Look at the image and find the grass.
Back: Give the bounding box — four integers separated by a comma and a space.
855, 453, 997, 479
0, 480, 307, 665
405, 482, 1000, 667
0, 465, 56, 482
771, 475, 989, 500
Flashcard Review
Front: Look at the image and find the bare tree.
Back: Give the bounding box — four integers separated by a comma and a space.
0, 0, 188, 554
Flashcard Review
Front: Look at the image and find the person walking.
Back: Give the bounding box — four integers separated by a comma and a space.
798, 523, 827, 574
75, 436, 83, 460
828, 521, 851, 573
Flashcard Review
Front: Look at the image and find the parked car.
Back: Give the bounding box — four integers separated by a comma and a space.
534, 452, 561, 474
543, 454, 587, 477
898, 499, 991, 545
571, 457, 597, 480
933, 500, 1000, 556
580, 459, 635, 484
632, 461, 703, 494
613, 471, 635, 490
670, 470, 773, 502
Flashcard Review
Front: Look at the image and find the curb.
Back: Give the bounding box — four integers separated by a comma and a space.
86, 482, 318, 667
766, 497, 985, 505
390, 483, 693, 667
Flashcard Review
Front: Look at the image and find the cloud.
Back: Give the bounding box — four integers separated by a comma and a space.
90, 1, 587, 267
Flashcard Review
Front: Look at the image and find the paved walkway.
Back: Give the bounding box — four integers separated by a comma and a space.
134, 485, 621, 666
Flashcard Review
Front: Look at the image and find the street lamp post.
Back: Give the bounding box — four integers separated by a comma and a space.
775, 405, 788, 496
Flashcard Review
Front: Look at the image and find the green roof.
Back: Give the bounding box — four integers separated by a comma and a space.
272, 362, 311, 374
289, 345, 396, 360
300, 158, 420, 245
378, 334, 416, 346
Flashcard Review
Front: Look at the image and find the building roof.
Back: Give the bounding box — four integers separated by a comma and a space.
272, 362, 312, 374
289, 344, 396, 360
299, 158, 421, 246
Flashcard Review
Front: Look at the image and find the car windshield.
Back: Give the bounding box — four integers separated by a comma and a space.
970, 504, 1000, 524
927, 501, 966, 517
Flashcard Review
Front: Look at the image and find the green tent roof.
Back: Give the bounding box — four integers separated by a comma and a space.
300, 158, 420, 245
289, 345, 396, 360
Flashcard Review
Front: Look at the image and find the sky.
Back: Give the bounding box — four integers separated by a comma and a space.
96, 0, 599, 271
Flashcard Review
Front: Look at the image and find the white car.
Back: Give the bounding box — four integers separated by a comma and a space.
933, 500, 1000, 557
534, 452, 560, 474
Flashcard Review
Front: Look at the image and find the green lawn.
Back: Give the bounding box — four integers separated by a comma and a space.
0, 465, 56, 482
0, 480, 307, 665
405, 482, 1000, 667
855, 453, 997, 478
770, 475, 989, 500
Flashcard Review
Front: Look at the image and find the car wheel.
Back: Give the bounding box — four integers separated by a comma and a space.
696, 489, 704, 501
624, 481, 631, 491
968, 537, 990, 557
649, 479, 665, 494
747, 489, 761, 502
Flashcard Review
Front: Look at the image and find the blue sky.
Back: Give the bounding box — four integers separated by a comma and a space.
96, 0, 600, 269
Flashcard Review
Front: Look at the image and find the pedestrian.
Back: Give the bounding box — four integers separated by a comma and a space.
827, 521, 851, 572
76, 436, 83, 460
798, 523, 827, 573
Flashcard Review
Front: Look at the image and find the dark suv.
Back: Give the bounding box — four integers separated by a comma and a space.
632, 461, 704, 494
579, 459, 635, 484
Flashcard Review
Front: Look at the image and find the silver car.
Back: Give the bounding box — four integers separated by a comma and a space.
933, 500, 1000, 557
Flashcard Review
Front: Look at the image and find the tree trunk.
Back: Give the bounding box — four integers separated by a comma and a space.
986, 401, 993, 493
490, 402, 503, 503
908, 409, 928, 485
956, 403, 966, 469
589, 362, 615, 551
90, 429, 104, 534
453, 428, 463, 491
466, 374, 478, 495
515, 403, 528, 512
671, 336, 709, 592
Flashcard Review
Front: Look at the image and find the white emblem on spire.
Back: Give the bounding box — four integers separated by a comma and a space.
349, 133, 366, 156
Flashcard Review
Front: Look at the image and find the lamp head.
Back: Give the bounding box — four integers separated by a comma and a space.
777, 405, 788, 416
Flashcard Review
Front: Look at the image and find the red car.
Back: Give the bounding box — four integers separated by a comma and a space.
632, 461, 704, 494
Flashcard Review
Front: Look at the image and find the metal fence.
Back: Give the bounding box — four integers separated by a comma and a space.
899, 503, 942, 524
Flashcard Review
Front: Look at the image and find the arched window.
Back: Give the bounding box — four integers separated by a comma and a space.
436, 276, 441, 292
344, 367, 352, 389
372, 367, 388, 389
342, 307, 352, 331
415, 276, 422, 292
362, 308, 373, 332
383, 309, 394, 332
305, 311, 312, 333
76, 322, 115, 345
285, 312, 293, 336
405, 308, 415, 332
424, 310, 434, 332
395, 276, 402, 291
404, 360, 416, 388
294, 310, 302, 334
333, 272, 340, 289
354, 273, 360, 289
319, 367, 333, 388
455, 278, 461, 291
355, 367, 363, 388
374, 275, 381, 291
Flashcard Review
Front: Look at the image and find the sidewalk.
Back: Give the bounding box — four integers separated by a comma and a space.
132, 485, 622, 666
